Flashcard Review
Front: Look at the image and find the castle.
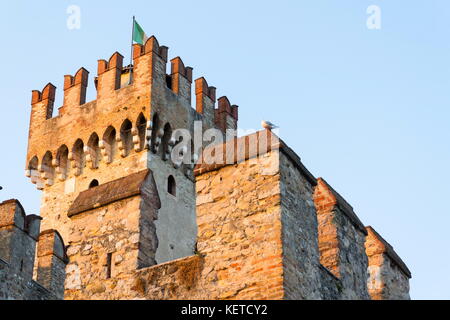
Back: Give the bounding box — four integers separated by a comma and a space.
0, 34, 411, 300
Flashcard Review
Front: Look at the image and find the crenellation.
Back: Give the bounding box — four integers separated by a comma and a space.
195, 77, 217, 130
216, 96, 238, 133
31, 83, 56, 105
63, 67, 89, 109
30, 83, 56, 128
97, 52, 124, 97
133, 36, 168, 62
170, 57, 193, 103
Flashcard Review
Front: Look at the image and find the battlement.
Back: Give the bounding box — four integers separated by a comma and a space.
63, 68, 89, 107
0, 199, 41, 241
365, 226, 411, 300
216, 96, 239, 132
133, 36, 168, 61
314, 178, 367, 234
0, 200, 68, 299
365, 226, 411, 279
26, 34, 240, 191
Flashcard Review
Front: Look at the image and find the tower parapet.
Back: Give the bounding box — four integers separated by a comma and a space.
26, 35, 240, 192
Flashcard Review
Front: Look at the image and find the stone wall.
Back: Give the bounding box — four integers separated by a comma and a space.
195, 152, 285, 300
365, 227, 411, 300
331, 207, 370, 300
66, 152, 285, 300
64, 170, 161, 299
0, 258, 9, 299
318, 264, 342, 300
0, 258, 56, 300
65, 196, 148, 299
0, 199, 67, 300
313, 179, 370, 300
148, 155, 197, 264
279, 152, 322, 299
39, 152, 148, 243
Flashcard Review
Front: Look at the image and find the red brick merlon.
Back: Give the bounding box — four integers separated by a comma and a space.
366, 226, 412, 279
68, 169, 161, 218
315, 178, 368, 235
194, 130, 317, 186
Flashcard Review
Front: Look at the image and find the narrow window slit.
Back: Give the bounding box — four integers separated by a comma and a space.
168, 175, 176, 197
106, 253, 113, 279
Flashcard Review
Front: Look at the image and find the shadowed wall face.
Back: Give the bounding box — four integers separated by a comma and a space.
0, 200, 67, 300
313, 179, 370, 300
365, 227, 411, 300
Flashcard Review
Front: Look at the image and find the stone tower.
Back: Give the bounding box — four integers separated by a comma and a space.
21, 33, 411, 300
25, 36, 238, 296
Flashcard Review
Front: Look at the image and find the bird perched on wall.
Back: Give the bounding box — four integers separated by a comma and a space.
261, 121, 279, 131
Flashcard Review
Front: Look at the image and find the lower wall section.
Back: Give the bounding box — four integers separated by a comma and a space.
318, 264, 342, 300
66, 254, 283, 300
66, 253, 282, 300
0, 258, 56, 300
66, 255, 204, 300
0, 259, 8, 299
279, 152, 322, 299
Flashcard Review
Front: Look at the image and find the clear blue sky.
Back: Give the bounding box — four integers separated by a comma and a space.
0, 1, 448, 300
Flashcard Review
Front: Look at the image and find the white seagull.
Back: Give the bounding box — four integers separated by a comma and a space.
261, 120, 279, 131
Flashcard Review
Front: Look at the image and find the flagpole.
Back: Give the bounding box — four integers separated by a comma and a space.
130, 16, 135, 66
129, 16, 135, 85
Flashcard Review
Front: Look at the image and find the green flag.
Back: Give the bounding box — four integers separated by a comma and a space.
133, 19, 148, 45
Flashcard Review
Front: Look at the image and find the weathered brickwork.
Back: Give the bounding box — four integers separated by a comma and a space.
0, 32, 412, 300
